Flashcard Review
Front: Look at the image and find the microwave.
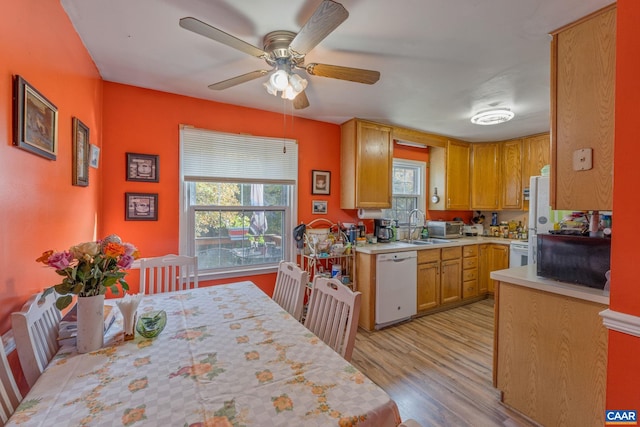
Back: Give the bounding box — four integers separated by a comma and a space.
426, 221, 464, 239
537, 234, 611, 289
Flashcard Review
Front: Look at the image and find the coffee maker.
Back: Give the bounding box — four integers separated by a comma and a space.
374, 218, 394, 243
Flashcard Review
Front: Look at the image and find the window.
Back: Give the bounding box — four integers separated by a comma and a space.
180, 126, 298, 280
383, 159, 426, 225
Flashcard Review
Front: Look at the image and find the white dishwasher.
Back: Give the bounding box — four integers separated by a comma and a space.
375, 251, 417, 329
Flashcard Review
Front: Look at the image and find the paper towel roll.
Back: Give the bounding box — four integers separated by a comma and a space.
357, 209, 385, 219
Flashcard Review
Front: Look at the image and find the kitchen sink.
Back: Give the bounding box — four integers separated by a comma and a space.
406, 238, 452, 245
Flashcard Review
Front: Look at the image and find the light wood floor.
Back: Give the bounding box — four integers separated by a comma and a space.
350, 298, 538, 427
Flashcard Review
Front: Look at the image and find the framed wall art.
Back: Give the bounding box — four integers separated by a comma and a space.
72, 117, 90, 186
126, 152, 159, 182
311, 170, 330, 195
12, 75, 58, 160
89, 144, 100, 168
312, 200, 328, 215
125, 192, 158, 221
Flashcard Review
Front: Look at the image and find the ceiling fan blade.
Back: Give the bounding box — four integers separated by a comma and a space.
293, 91, 310, 109
208, 70, 270, 90
179, 17, 267, 58
289, 0, 348, 56
305, 63, 380, 84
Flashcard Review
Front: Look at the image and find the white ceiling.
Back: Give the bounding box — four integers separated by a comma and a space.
60, 0, 614, 142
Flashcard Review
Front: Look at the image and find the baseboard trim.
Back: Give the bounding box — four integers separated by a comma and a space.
600, 308, 640, 337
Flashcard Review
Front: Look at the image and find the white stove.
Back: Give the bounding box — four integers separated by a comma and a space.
509, 240, 529, 267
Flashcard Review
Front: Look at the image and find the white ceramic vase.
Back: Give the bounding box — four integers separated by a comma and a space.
76, 294, 105, 353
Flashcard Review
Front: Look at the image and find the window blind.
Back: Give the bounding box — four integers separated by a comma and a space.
181, 126, 298, 182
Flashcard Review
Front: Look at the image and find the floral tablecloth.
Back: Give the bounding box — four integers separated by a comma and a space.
7, 281, 401, 426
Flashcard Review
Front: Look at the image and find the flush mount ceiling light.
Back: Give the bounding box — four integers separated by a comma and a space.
471, 109, 515, 125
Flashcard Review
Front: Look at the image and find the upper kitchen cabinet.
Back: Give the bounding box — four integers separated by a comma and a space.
522, 133, 551, 211
551, 5, 615, 211
500, 139, 524, 210
429, 140, 471, 211
341, 119, 393, 209
471, 143, 500, 210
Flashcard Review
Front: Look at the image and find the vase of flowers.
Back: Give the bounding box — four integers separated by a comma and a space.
37, 234, 139, 353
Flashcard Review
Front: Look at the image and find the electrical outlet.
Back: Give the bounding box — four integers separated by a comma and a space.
573, 148, 593, 171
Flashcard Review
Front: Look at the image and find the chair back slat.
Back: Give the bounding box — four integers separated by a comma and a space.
11, 292, 61, 388
272, 261, 308, 321
139, 255, 198, 295
304, 277, 361, 361
0, 338, 22, 426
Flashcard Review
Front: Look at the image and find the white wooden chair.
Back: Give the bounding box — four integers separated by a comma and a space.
304, 277, 362, 362
139, 255, 198, 295
1, 339, 22, 426
11, 292, 61, 388
272, 261, 309, 321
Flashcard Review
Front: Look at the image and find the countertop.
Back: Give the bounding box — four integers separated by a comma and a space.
491, 264, 610, 305
354, 236, 516, 255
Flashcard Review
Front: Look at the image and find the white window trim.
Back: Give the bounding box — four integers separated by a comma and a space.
389, 158, 427, 223
179, 125, 298, 281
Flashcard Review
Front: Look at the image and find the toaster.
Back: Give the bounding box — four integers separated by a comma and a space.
463, 224, 484, 236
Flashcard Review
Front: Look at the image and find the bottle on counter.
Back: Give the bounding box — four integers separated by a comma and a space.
421, 223, 429, 239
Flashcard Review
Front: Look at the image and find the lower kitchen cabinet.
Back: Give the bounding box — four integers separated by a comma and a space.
440, 247, 462, 304
478, 244, 509, 294
462, 245, 479, 299
417, 247, 462, 313
417, 254, 439, 311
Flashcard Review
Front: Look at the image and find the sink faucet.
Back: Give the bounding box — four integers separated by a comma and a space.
408, 209, 425, 243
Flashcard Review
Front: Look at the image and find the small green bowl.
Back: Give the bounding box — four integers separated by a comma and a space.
136, 310, 167, 338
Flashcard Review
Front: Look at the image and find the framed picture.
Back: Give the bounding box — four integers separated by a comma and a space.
312, 200, 327, 215
126, 152, 159, 182
72, 117, 90, 187
89, 144, 100, 168
312, 170, 331, 195
125, 192, 158, 221
12, 75, 58, 160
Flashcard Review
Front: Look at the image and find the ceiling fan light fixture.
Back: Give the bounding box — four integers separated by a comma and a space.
263, 79, 278, 96
289, 73, 308, 93
270, 69, 289, 91
471, 108, 515, 125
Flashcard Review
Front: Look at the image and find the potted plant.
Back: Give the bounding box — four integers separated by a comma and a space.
37, 234, 139, 352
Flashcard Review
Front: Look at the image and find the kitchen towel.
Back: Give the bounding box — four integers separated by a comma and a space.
357, 209, 384, 219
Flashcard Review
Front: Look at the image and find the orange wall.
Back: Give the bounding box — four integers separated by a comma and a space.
0, 0, 102, 391
100, 82, 354, 295
605, 0, 640, 409
0, 1, 103, 332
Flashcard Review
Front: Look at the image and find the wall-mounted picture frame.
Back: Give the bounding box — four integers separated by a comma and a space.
72, 117, 89, 187
312, 170, 331, 195
12, 75, 58, 160
89, 144, 100, 168
126, 152, 159, 182
312, 200, 327, 215
125, 192, 158, 221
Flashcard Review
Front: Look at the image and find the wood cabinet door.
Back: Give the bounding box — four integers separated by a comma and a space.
446, 140, 471, 210
417, 261, 440, 312
355, 121, 392, 208
501, 139, 523, 210
487, 245, 509, 293
554, 7, 615, 210
471, 143, 500, 210
522, 133, 550, 211
478, 244, 489, 294
441, 258, 462, 304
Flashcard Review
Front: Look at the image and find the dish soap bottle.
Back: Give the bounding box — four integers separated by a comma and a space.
421, 222, 429, 239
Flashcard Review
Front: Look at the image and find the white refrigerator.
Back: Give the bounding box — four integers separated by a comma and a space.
528, 176, 552, 264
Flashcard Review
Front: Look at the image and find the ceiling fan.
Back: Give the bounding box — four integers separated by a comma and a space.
179, 0, 380, 109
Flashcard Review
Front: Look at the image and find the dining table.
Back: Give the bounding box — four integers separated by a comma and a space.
6, 281, 401, 426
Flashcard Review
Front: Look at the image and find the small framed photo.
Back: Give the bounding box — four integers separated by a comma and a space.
89, 144, 100, 168
12, 75, 58, 160
72, 117, 89, 187
125, 192, 158, 221
312, 200, 327, 215
312, 170, 331, 195
126, 152, 159, 182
